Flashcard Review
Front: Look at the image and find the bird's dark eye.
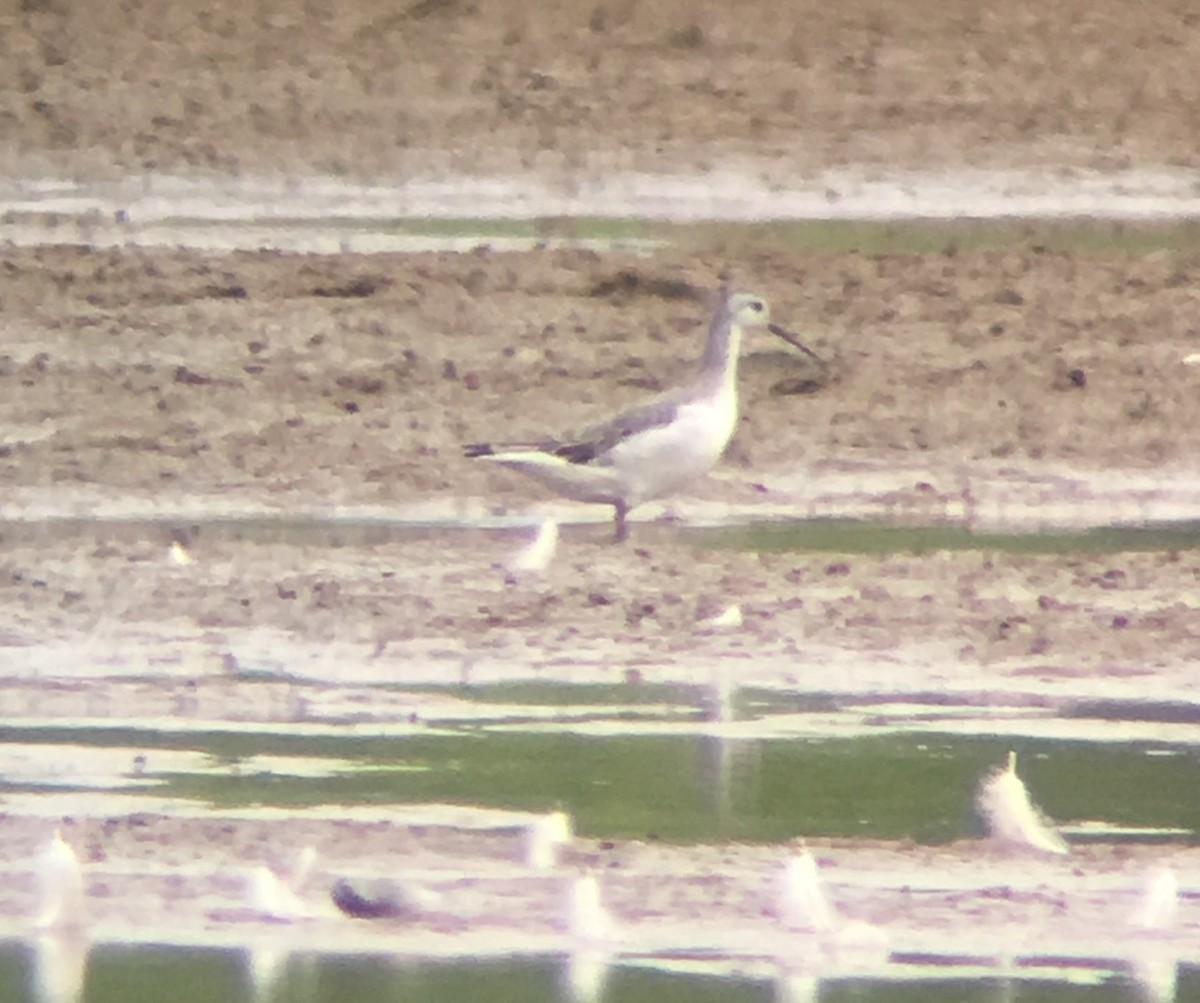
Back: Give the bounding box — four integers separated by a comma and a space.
750, 301, 763, 312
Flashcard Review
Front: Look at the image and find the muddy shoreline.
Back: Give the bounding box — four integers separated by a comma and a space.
1, 805, 1197, 978
3, 0, 1199, 980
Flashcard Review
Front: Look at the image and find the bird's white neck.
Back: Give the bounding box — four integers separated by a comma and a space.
699, 320, 742, 400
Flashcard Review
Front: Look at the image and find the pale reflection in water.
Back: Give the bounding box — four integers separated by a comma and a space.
244, 938, 291, 1002
774, 972, 818, 1003
1128, 953, 1178, 1003
562, 948, 612, 1003
28, 931, 90, 1003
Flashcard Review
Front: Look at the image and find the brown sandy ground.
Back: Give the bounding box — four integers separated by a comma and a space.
0, 239, 1198, 700
1, 0, 1198, 179
0, 526, 1197, 710
1, 240, 1198, 507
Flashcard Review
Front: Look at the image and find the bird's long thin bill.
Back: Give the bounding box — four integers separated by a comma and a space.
768, 323, 824, 364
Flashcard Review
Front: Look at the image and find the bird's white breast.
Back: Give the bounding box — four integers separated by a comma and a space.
608, 384, 738, 506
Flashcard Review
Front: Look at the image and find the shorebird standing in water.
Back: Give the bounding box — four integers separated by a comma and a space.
464, 289, 820, 541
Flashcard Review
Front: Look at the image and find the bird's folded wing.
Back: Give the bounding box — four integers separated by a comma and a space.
465, 388, 686, 466
565, 391, 686, 464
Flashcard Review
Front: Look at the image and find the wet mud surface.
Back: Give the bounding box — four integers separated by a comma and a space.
1, 240, 1198, 505
2, 0, 1199, 979
1, 807, 1197, 980
2, 0, 1199, 180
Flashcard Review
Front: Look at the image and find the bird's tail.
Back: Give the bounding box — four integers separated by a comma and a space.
463, 442, 497, 458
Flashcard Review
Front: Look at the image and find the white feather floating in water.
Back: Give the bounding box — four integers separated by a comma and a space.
1131, 866, 1178, 931
523, 810, 573, 870
507, 518, 559, 575
975, 751, 1069, 855
32, 830, 86, 931
774, 850, 835, 932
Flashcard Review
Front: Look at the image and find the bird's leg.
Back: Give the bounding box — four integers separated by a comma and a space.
613, 501, 629, 543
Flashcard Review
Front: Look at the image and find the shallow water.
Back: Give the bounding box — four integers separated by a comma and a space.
708, 519, 1200, 557
5, 171, 1200, 258
4, 512, 1199, 557
0, 941, 1196, 1003
2, 685, 1197, 845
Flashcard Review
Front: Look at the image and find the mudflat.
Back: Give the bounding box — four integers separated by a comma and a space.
1, 0, 1197, 968
2, 0, 1198, 178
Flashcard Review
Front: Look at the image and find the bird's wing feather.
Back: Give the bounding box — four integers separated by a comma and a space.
465, 387, 687, 466
553, 389, 686, 464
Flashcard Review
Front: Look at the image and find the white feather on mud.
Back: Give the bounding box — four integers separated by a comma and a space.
1131, 866, 1178, 931
772, 850, 889, 964
506, 518, 558, 575
565, 873, 615, 944
975, 751, 1069, 855
774, 850, 835, 931
245, 846, 318, 921
32, 830, 86, 931
697, 603, 743, 631
562, 873, 616, 1002
523, 810, 573, 869
169, 540, 196, 566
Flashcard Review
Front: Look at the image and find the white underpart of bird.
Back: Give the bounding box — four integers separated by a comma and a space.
975, 751, 1069, 855
524, 810, 573, 870
464, 290, 820, 541
32, 830, 86, 931
507, 518, 559, 574
566, 874, 614, 944
775, 850, 835, 932
1131, 866, 1178, 931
